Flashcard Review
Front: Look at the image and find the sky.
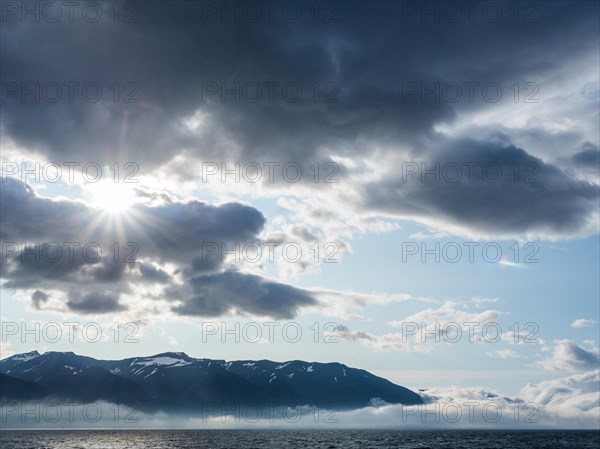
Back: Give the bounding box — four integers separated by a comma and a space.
0, 0, 599, 428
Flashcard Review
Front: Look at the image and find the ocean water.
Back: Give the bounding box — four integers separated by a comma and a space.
0, 430, 599, 448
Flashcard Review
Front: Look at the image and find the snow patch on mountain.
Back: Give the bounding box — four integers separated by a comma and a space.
133, 357, 192, 367
10, 351, 40, 362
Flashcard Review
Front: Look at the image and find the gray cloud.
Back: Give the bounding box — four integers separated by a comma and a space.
572, 143, 600, 171
2, 243, 91, 286
31, 290, 49, 310
1, 179, 319, 319
172, 270, 318, 319
139, 263, 172, 284
363, 138, 599, 237
0, 178, 275, 315
66, 291, 127, 314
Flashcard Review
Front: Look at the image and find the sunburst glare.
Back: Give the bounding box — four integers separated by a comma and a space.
87, 181, 138, 214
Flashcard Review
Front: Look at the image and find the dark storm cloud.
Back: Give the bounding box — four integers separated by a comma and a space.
172, 270, 318, 319
1, 0, 597, 169
363, 138, 599, 236
1, 1, 597, 239
66, 291, 127, 314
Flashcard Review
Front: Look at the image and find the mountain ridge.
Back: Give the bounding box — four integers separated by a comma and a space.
0, 350, 423, 412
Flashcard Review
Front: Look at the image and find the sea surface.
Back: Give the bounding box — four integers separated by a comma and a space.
0, 430, 599, 448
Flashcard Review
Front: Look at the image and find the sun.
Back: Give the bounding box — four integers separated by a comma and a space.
88, 181, 137, 213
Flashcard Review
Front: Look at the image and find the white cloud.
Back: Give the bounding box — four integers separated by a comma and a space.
334, 300, 509, 353
392, 300, 505, 326
536, 340, 599, 371
520, 370, 600, 425
571, 319, 598, 329
388, 300, 505, 344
